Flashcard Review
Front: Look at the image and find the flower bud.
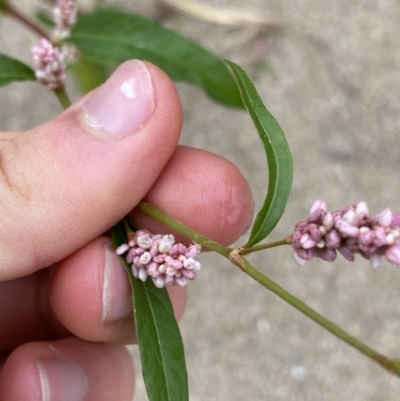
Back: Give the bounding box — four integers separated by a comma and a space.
169, 243, 186, 256
325, 229, 341, 249
115, 244, 129, 255
185, 243, 202, 259
374, 208, 393, 227
147, 262, 159, 277
316, 247, 337, 262
175, 277, 188, 287
136, 233, 153, 249
138, 268, 147, 282
385, 243, 400, 266
139, 252, 152, 265
152, 277, 165, 288
159, 235, 175, 253
337, 246, 355, 262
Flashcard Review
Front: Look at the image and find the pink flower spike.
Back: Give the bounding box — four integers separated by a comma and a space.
31, 39, 66, 89
115, 227, 202, 287
53, 0, 78, 38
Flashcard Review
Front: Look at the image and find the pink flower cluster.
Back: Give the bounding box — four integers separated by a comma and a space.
115, 229, 202, 288
291, 200, 400, 269
53, 0, 78, 39
31, 39, 66, 89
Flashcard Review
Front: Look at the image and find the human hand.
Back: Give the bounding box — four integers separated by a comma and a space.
0, 60, 253, 401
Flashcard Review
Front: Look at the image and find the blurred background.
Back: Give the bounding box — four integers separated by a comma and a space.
1, 0, 400, 400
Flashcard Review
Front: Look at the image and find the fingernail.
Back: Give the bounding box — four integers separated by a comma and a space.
102, 243, 133, 324
36, 356, 88, 401
83, 60, 155, 137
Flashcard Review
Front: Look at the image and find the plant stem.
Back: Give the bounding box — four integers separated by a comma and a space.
230, 252, 400, 376
239, 237, 291, 256
2, 1, 51, 40
138, 201, 230, 258
54, 87, 71, 109
139, 200, 400, 376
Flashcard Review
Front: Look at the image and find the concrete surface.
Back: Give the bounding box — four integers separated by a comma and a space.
1, 0, 400, 400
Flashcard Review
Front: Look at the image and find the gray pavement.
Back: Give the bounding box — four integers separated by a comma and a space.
1, 1, 400, 400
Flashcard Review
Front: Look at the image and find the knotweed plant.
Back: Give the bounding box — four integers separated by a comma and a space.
291, 200, 400, 269
1, 1, 400, 400
116, 229, 202, 288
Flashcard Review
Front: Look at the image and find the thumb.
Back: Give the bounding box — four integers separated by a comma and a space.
0, 60, 182, 280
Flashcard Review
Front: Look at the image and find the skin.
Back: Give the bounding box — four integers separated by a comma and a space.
0, 61, 253, 401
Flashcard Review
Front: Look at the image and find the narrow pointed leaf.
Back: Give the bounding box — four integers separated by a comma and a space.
0, 54, 35, 86
67, 8, 243, 107
111, 223, 189, 401
226, 61, 293, 247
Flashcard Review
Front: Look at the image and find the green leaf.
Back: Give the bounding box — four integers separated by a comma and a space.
68, 56, 109, 93
67, 8, 243, 107
0, 54, 35, 87
111, 223, 189, 401
35, 9, 55, 28
226, 61, 293, 247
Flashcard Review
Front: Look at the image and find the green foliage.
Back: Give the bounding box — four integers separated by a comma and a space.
67, 8, 243, 107
34, 9, 55, 28
68, 56, 109, 93
111, 223, 188, 401
0, 54, 35, 86
226, 61, 293, 246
